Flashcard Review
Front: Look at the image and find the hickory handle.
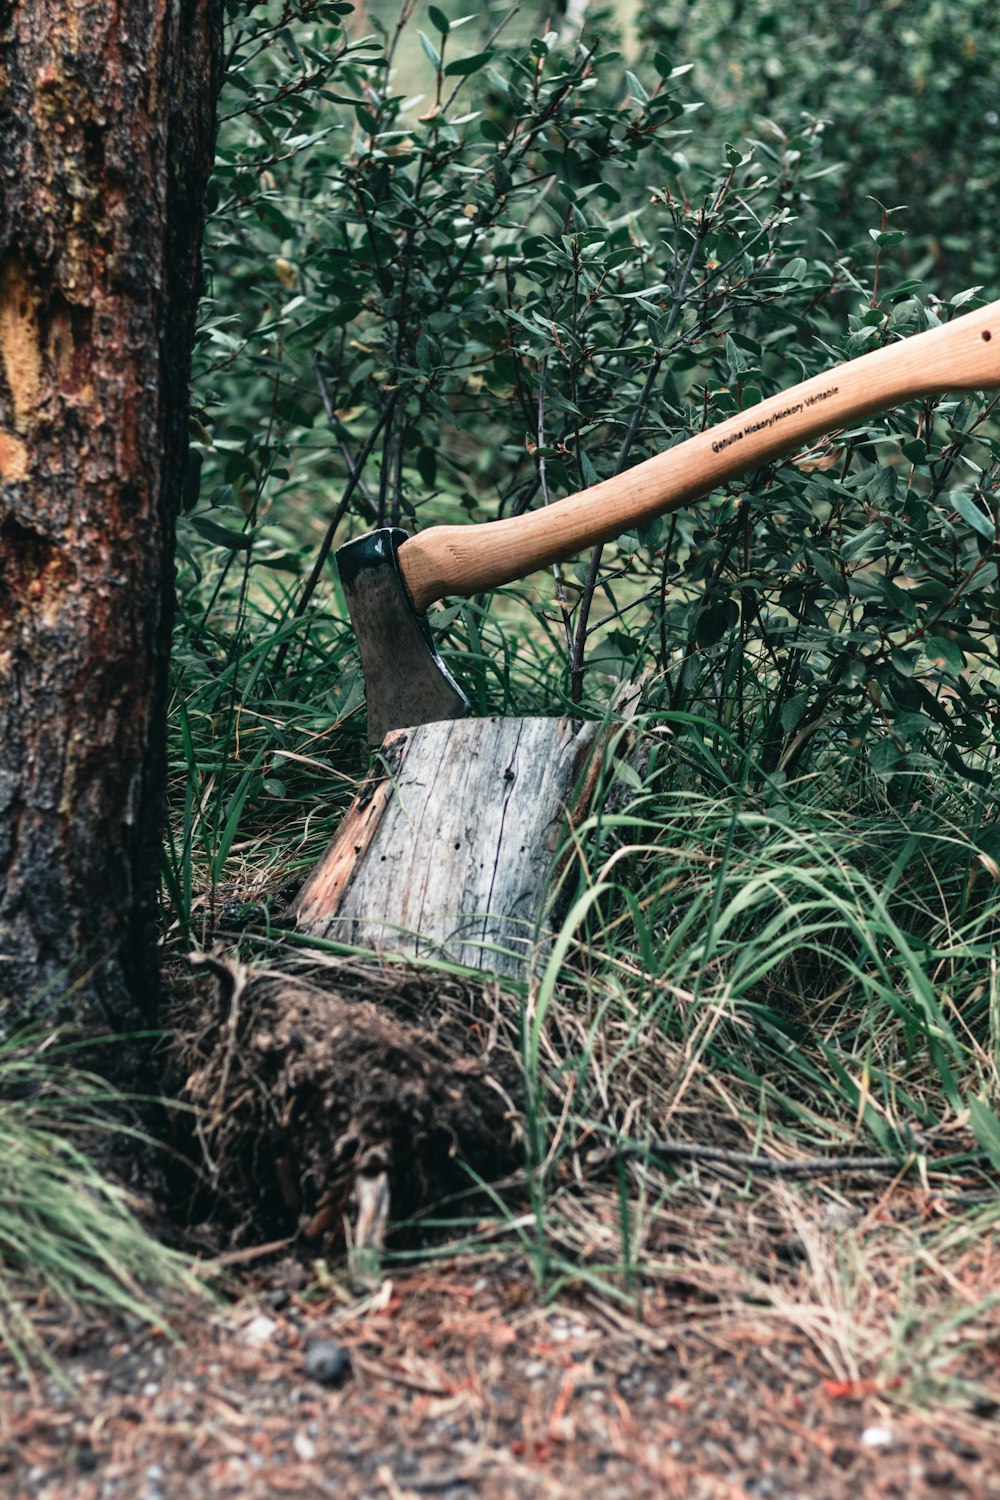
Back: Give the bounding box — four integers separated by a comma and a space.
398, 299, 1000, 614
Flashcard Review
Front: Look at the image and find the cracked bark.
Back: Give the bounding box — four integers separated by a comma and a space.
0, 1, 222, 1065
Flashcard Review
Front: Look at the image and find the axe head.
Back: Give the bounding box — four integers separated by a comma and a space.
337, 527, 470, 745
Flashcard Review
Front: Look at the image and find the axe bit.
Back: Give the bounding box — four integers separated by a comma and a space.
338, 300, 1000, 744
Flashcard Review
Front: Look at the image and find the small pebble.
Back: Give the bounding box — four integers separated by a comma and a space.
861, 1425, 893, 1448
304, 1338, 351, 1387
294, 1432, 318, 1462
240, 1314, 279, 1349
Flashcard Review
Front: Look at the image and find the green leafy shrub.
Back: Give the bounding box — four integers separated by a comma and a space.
179, 2, 1000, 831
165, 0, 1000, 1249
638, 0, 1000, 293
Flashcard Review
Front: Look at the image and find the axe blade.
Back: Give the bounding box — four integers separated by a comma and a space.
337, 528, 469, 745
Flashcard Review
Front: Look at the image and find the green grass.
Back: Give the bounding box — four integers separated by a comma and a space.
537, 710, 1000, 1141
0, 1030, 213, 1376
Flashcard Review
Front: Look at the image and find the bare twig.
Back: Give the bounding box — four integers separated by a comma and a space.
593, 1140, 912, 1179
536, 359, 575, 656
568, 209, 714, 701
272, 393, 399, 678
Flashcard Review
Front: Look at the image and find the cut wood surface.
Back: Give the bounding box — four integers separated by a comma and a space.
293, 717, 601, 975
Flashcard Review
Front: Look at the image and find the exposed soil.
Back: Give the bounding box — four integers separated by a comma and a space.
2, 1253, 999, 1500
173, 956, 522, 1251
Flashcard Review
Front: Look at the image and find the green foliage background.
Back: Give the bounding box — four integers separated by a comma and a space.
183, 0, 1000, 792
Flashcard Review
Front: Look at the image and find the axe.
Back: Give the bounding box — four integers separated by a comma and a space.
338, 301, 1000, 744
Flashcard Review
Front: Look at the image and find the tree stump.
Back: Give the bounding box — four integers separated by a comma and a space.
292, 717, 601, 975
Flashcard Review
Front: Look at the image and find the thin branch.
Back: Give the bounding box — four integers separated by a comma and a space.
536, 359, 575, 656
314, 357, 378, 520
599, 1140, 912, 1178
272, 394, 399, 677
569, 210, 714, 700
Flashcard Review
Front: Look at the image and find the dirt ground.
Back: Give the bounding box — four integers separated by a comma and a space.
3, 1249, 999, 1500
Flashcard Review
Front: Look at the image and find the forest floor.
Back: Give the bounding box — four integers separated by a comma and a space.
4, 952, 1000, 1498
3, 1236, 1000, 1500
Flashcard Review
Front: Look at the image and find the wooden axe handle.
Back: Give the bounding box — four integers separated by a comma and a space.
399, 300, 1000, 614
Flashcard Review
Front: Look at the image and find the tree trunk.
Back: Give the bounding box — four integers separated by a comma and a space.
0, 2, 222, 1059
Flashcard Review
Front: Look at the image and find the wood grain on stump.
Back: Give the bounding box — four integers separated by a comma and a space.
293, 717, 601, 975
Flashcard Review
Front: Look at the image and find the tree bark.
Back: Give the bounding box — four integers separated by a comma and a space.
0, 2, 222, 1056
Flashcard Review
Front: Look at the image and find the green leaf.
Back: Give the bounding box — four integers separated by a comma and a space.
695, 596, 739, 647
613, 757, 645, 790
924, 634, 965, 674
427, 4, 450, 33
417, 446, 437, 488
625, 70, 649, 104
869, 228, 906, 246
942, 745, 992, 786
869, 738, 905, 779
841, 523, 888, 563
635, 517, 664, 549
415, 332, 441, 372
726, 334, 749, 376
805, 548, 845, 591
189, 516, 252, 551
861, 466, 897, 505
444, 50, 493, 76
182, 449, 203, 512
779, 693, 809, 733
492, 154, 512, 195
579, 451, 599, 487
419, 30, 442, 69
953, 490, 995, 540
